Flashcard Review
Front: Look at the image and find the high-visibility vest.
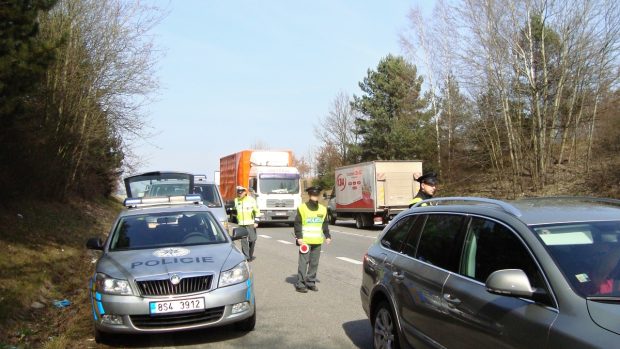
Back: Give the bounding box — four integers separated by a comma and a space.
409, 197, 428, 207
299, 202, 327, 245
235, 196, 260, 225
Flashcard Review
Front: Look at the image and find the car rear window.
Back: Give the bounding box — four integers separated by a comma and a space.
110, 211, 227, 250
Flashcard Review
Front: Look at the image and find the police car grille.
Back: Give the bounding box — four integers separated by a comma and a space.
137, 275, 213, 296
130, 306, 225, 329
266, 199, 294, 208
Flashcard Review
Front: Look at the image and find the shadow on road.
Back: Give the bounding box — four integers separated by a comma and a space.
342, 319, 373, 349
100, 324, 251, 347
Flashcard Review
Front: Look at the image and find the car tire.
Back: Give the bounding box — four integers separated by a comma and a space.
373, 301, 399, 349
235, 309, 256, 331
328, 210, 337, 225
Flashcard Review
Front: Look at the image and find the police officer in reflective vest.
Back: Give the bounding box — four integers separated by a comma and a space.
409, 172, 438, 208
234, 186, 261, 261
294, 186, 331, 293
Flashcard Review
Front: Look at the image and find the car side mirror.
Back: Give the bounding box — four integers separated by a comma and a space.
231, 227, 249, 240
486, 269, 539, 299
86, 237, 103, 250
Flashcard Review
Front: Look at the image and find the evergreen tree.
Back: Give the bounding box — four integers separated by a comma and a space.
352, 54, 432, 161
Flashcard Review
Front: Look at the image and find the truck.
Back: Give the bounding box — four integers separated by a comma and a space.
220, 150, 302, 225
327, 160, 423, 229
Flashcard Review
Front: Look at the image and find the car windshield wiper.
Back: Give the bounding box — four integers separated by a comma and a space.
587, 296, 620, 303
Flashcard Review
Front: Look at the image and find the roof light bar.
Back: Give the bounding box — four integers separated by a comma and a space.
123, 194, 203, 208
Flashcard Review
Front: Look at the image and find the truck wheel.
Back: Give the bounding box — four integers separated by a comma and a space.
328, 211, 336, 225
355, 214, 364, 229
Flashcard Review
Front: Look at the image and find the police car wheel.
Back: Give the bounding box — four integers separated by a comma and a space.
235, 309, 256, 331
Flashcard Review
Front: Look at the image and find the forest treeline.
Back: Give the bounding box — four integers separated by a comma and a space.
313, 0, 620, 198
0, 0, 160, 200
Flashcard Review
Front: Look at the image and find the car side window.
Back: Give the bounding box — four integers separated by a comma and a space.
415, 214, 465, 271
461, 217, 546, 291
381, 215, 418, 252
402, 215, 427, 257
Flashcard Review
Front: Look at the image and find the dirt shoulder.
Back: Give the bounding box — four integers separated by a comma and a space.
0, 197, 121, 349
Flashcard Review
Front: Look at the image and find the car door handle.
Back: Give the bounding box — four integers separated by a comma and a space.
392, 272, 405, 281
443, 293, 461, 306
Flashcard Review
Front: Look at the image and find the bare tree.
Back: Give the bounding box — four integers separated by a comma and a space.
313, 91, 359, 164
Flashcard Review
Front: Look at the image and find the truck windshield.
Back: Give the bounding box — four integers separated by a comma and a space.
259, 174, 300, 194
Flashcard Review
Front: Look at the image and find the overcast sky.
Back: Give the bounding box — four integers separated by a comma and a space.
133, 0, 433, 179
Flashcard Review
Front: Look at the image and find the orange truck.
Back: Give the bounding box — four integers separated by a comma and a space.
220, 150, 301, 225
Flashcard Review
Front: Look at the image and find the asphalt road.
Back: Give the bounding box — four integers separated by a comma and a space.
103, 221, 384, 349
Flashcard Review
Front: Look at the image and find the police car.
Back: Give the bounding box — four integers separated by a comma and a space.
86, 172, 255, 343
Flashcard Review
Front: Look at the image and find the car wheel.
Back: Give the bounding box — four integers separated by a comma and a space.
355, 214, 364, 229
328, 211, 336, 225
235, 309, 256, 331
373, 301, 399, 349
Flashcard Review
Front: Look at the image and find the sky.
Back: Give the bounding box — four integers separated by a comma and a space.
133, 0, 433, 180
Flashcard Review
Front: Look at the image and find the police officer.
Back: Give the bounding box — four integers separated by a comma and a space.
409, 172, 438, 208
234, 186, 261, 261
294, 186, 331, 293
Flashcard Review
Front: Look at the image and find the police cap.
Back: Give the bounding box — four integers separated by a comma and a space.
236, 186, 247, 192
306, 186, 322, 195
416, 172, 438, 185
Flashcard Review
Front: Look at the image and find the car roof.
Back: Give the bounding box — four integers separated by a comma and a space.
409, 197, 620, 226
511, 199, 620, 225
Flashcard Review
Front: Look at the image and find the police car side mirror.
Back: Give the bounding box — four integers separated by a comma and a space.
231, 227, 249, 241
86, 237, 103, 250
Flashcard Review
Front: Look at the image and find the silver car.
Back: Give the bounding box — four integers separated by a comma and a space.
193, 174, 228, 232
87, 172, 255, 343
361, 197, 620, 349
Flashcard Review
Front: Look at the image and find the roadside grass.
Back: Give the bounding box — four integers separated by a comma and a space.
0, 197, 121, 348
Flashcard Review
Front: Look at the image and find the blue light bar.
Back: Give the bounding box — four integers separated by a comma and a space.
124, 195, 202, 208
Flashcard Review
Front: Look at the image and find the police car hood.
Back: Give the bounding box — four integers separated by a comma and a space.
97, 244, 241, 280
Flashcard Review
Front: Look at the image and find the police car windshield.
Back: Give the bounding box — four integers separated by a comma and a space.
109, 211, 227, 250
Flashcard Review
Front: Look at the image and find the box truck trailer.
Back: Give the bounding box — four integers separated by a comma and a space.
220, 150, 301, 225
326, 160, 423, 229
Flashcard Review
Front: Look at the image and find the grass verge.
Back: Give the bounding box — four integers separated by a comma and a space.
0, 197, 121, 348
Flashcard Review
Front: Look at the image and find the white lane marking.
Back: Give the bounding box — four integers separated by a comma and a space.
337, 257, 363, 265
277, 240, 293, 245
258, 234, 272, 239
330, 230, 376, 239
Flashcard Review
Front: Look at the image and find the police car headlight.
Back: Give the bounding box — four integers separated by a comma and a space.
218, 261, 249, 288
96, 273, 133, 295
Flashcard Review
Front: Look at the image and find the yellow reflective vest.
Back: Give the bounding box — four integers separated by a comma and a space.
234, 196, 260, 225
299, 202, 327, 245
409, 197, 428, 207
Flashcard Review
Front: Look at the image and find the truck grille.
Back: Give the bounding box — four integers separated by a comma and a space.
136, 275, 213, 296
130, 306, 225, 329
266, 199, 294, 208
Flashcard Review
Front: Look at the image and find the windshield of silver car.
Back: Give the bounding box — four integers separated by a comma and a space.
109, 211, 227, 250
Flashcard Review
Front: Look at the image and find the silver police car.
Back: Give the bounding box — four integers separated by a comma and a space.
86, 172, 255, 343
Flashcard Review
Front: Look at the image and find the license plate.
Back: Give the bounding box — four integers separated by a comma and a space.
149, 297, 204, 314
275, 211, 287, 216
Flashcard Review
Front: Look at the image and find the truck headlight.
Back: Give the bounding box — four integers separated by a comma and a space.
96, 273, 133, 295
219, 261, 249, 288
